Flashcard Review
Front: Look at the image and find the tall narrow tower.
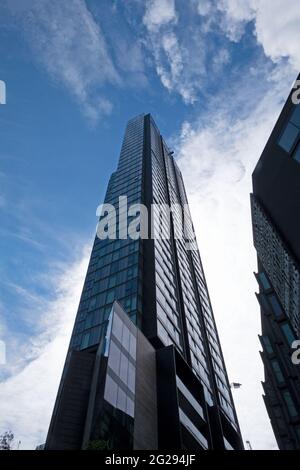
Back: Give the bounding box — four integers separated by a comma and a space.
45, 114, 243, 450
251, 78, 300, 449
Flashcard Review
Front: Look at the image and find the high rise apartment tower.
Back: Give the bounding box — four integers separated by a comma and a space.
251, 79, 300, 449
45, 114, 243, 450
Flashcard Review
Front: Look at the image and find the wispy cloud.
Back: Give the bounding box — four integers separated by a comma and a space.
2, 0, 120, 123
197, 0, 300, 70
0, 227, 45, 251
142, 1, 208, 104
0, 244, 90, 449
141, 0, 300, 105
252, 0, 300, 70
143, 0, 177, 32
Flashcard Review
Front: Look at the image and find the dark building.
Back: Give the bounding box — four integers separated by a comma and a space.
251, 79, 300, 449
45, 114, 243, 450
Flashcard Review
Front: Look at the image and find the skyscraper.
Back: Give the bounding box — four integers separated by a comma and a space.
251, 80, 300, 449
45, 114, 243, 450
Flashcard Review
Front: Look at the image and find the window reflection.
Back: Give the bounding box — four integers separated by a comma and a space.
104, 310, 137, 419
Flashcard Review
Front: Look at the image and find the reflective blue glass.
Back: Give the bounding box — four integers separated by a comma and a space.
290, 105, 300, 128
293, 141, 300, 163
278, 122, 299, 152
268, 294, 283, 317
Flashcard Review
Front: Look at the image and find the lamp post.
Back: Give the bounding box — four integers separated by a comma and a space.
230, 382, 242, 389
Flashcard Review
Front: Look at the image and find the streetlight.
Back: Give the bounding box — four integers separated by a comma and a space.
230, 382, 242, 389
246, 440, 252, 450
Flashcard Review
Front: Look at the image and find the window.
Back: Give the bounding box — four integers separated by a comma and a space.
88, 297, 97, 311
258, 272, 271, 290
108, 275, 117, 288
89, 325, 102, 346
179, 408, 208, 449
84, 312, 93, 329
223, 438, 234, 450
126, 396, 135, 417
129, 333, 136, 359
120, 352, 129, 384
278, 105, 300, 154
125, 279, 136, 295
203, 386, 213, 406
122, 325, 130, 350
261, 335, 274, 354
176, 376, 204, 420
80, 332, 90, 350
75, 320, 85, 334
268, 294, 283, 317
108, 340, 121, 374
290, 105, 300, 127
104, 374, 118, 408
112, 313, 123, 341
278, 122, 299, 152
116, 387, 127, 414
281, 323, 296, 346
128, 362, 135, 393
106, 289, 115, 304
282, 390, 298, 418
123, 295, 137, 311
271, 359, 285, 384
293, 141, 300, 163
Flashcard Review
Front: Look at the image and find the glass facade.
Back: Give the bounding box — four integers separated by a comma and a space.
47, 113, 243, 450
104, 312, 136, 417
69, 115, 144, 353
256, 264, 300, 449
251, 195, 300, 335
148, 117, 237, 428
252, 86, 300, 449
91, 305, 138, 449
278, 105, 300, 157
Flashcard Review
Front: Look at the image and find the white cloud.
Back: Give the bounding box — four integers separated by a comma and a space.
143, 0, 300, 104
143, 0, 190, 101
216, 0, 255, 41
175, 64, 296, 449
217, 0, 255, 22
253, 0, 300, 70
207, 0, 300, 69
143, 0, 177, 32
3, 0, 120, 123
156, 32, 193, 102
194, 0, 255, 41
212, 47, 230, 72
111, 36, 148, 88
196, 0, 212, 17
0, 245, 90, 449
152, 30, 200, 104
142, 1, 207, 104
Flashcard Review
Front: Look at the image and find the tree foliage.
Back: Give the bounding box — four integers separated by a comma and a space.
0, 431, 14, 450
86, 439, 111, 450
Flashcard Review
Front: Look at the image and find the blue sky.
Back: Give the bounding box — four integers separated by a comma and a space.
0, 0, 299, 450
